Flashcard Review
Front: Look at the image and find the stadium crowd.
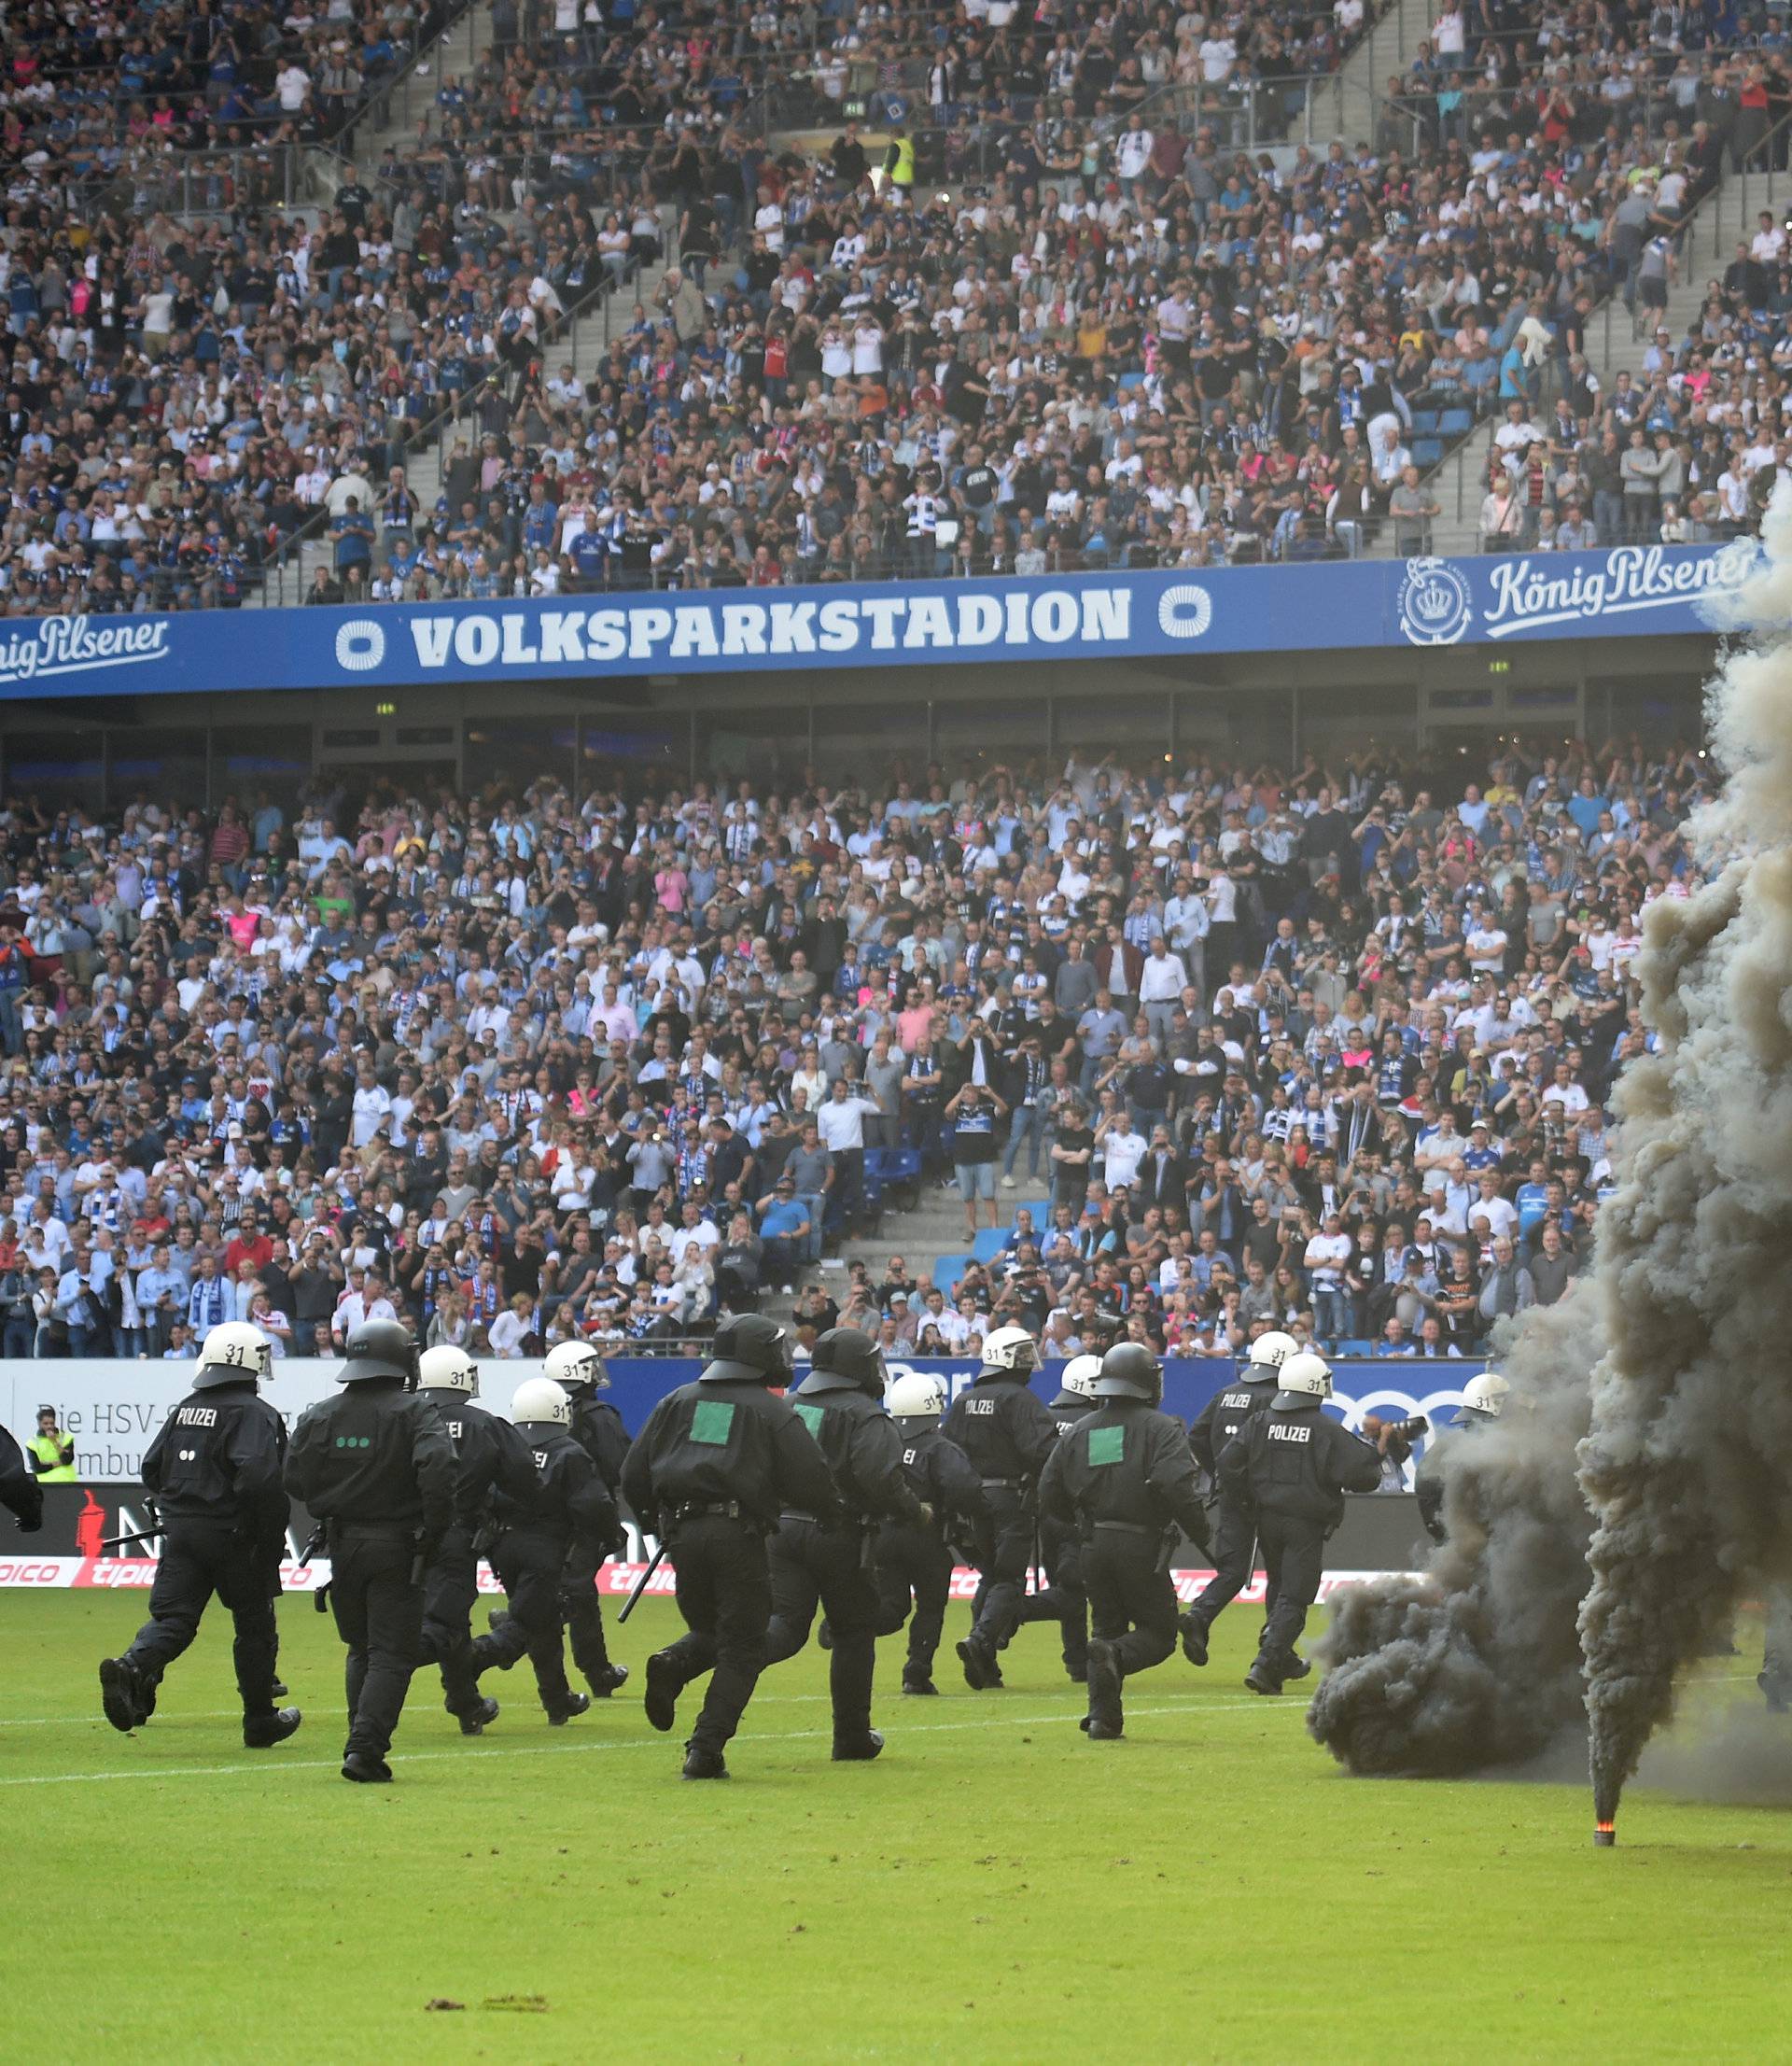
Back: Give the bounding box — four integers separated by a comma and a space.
7, 0, 1792, 613
0, 727, 1696, 1367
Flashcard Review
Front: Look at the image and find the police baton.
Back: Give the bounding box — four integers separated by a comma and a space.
616, 1541, 667, 1623
98, 1497, 162, 1554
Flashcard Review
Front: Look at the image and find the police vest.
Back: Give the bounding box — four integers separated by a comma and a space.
28, 1431, 76, 1481
889, 136, 916, 188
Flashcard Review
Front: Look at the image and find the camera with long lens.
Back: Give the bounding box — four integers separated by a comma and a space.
1364, 1412, 1429, 1461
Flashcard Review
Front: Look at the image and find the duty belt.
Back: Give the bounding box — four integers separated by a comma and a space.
670, 1499, 749, 1524
980, 1477, 1023, 1491
780, 1508, 860, 1527
1090, 1519, 1160, 1537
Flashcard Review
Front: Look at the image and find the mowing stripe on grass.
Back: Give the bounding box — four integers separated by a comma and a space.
0, 1699, 1307, 1787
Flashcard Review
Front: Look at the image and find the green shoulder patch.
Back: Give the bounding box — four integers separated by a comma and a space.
792, 1400, 826, 1440
1086, 1424, 1127, 1468
690, 1399, 736, 1446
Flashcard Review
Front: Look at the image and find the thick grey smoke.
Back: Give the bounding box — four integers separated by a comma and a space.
1312, 496, 1792, 1790
1578, 504, 1792, 1825
1306, 1299, 1594, 1775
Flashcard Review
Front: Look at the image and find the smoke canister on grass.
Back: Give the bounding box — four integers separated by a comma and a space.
1593, 1821, 1616, 1848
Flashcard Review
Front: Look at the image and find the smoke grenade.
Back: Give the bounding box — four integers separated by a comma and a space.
1576, 504, 1792, 1828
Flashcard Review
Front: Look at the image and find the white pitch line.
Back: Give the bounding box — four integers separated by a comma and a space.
0, 1700, 1306, 1788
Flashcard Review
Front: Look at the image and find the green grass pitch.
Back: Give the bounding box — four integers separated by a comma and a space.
4, 1591, 1787, 2064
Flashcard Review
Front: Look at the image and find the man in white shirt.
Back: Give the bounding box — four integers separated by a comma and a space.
1137, 937, 1189, 1044
1303, 1213, 1353, 1342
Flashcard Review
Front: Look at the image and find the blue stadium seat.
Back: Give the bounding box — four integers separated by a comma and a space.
971, 1228, 1007, 1261
1411, 436, 1442, 468
1438, 407, 1474, 438
1408, 409, 1438, 435
928, 1253, 969, 1294
1335, 1339, 1376, 1358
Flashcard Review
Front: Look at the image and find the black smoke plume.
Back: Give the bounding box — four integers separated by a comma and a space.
1578, 522, 1792, 1825
1306, 1299, 1594, 1775
1312, 514, 1792, 1790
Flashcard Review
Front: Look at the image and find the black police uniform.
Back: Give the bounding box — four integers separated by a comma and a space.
941, 1359, 1059, 1685
1218, 1392, 1380, 1694
564, 1383, 631, 1694
875, 1419, 987, 1693
1016, 1384, 1096, 1680
620, 1316, 834, 1777
1039, 1355, 1208, 1738
1179, 1369, 1281, 1662
101, 1378, 294, 1742
471, 1412, 618, 1722
415, 1383, 540, 1728
763, 1330, 926, 1756
0, 1424, 44, 1532
285, 1329, 455, 1778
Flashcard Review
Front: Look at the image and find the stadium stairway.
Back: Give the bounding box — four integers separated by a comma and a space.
1329, 0, 1432, 144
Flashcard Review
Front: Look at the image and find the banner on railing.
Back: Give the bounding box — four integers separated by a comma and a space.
9, 1483, 1429, 1588
4, 544, 1756, 701
4, 1356, 1486, 1483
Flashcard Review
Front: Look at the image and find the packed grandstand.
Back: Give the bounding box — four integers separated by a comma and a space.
0, 733, 1675, 1366
4, 0, 1790, 613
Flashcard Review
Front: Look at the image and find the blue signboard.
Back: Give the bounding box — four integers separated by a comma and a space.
0, 544, 1757, 703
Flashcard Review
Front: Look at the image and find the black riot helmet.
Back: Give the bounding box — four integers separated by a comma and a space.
804, 1327, 886, 1398
338, 1317, 419, 1387
1093, 1342, 1163, 1404
700, 1312, 793, 1387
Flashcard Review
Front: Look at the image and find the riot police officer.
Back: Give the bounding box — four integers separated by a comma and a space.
941, 1324, 1059, 1690
1179, 1329, 1297, 1667
414, 1344, 540, 1735
99, 1322, 300, 1748
540, 1340, 631, 1697
1039, 1342, 1209, 1740
0, 1421, 43, 1533
469, 1376, 618, 1724
1216, 1349, 1381, 1696
1415, 1369, 1508, 1544
620, 1314, 836, 1779
1015, 1352, 1100, 1681
285, 1317, 455, 1782
763, 1327, 928, 1759
876, 1372, 987, 1695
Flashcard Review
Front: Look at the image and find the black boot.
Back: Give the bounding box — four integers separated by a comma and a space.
832, 1728, 884, 1762
1281, 1652, 1311, 1682
682, 1739, 728, 1779
902, 1667, 939, 1695
342, 1752, 394, 1783
1179, 1613, 1209, 1666
459, 1696, 500, 1736
644, 1650, 681, 1733
271, 1677, 290, 1699
818, 1619, 833, 1651
545, 1691, 591, 1726
585, 1663, 629, 1698
1085, 1638, 1124, 1740
957, 1636, 998, 1691
1245, 1658, 1283, 1696
99, 1657, 147, 1734
243, 1707, 302, 1749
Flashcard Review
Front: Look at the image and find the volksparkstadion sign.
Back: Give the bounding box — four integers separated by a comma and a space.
6, 546, 1757, 701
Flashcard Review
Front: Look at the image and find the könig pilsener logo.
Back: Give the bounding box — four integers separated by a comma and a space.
1397, 558, 1473, 646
